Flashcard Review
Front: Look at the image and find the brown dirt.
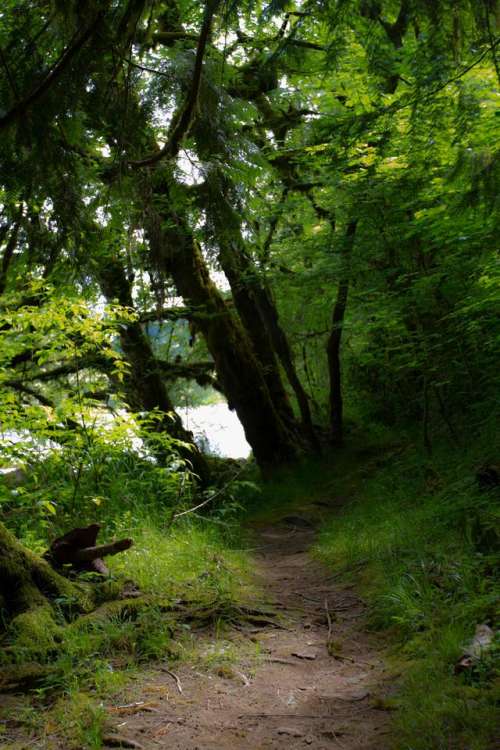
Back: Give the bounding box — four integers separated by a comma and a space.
103, 516, 394, 749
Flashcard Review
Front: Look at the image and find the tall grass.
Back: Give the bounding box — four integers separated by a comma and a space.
315, 434, 499, 750
0, 442, 257, 749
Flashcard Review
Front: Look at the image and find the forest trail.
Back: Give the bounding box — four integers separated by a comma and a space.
107, 509, 394, 749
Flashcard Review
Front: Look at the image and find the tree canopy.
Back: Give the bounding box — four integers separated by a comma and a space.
0, 3, 499, 747
1, 1, 498, 477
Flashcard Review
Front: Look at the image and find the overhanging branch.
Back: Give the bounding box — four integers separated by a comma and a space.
139, 306, 193, 323
129, 0, 222, 169
0, 11, 105, 132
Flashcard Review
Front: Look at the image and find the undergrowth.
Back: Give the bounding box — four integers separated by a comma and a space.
315, 429, 499, 750
2, 426, 498, 749
0, 445, 257, 749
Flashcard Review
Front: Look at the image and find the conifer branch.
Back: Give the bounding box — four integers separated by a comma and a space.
0, 12, 104, 131
130, 0, 222, 169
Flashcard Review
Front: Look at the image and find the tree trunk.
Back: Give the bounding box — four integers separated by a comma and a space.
217, 238, 298, 427
0, 522, 91, 648
204, 174, 319, 451
251, 278, 320, 451
97, 257, 210, 486
327, 220, 357, 445
143, 192, 299, 471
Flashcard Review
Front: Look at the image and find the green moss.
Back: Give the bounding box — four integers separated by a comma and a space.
7, 604, 63, 653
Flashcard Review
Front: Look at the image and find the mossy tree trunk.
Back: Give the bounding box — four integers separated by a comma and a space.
201, 178, 295, 432
0, 522, 91, 647
143, 190, 299, 470
97, 256, 210, 486
217, 236, 299, 430
218, 236, 320, 452
203, 171, 319, 452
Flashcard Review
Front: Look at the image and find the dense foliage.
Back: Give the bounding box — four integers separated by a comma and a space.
0, 1, 498, 748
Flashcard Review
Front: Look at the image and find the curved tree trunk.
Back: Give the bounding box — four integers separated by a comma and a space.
220, 239, 320, 451
217, 237, 298, 429
250, 279, 320, 451
143, 192, 299, 471
204, 174, 319, 451
327, 220, 357, 445
97, 257, 210, 486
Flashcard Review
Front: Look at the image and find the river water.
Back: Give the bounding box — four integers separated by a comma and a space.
0, 401, 251, 463
181, 402, 250, 459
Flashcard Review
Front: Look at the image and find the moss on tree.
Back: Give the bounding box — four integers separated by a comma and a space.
0, 522, 93, 650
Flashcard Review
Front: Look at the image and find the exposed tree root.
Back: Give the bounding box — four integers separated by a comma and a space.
0, 586, 281, 693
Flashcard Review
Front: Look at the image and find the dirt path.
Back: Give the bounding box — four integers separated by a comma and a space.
109, 515, 393, 749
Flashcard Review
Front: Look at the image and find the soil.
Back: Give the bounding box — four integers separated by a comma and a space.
104, 513, 394, 749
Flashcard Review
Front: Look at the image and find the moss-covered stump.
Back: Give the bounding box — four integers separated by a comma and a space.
0, 522, 94, 649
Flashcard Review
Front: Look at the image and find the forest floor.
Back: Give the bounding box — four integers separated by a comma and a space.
101, 507, 394, 750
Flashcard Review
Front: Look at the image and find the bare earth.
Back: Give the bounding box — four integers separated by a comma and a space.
107, 515, 394, 750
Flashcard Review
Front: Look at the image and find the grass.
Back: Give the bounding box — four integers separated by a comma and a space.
2, 424, 498, 748
314, 432, 499, 750
109, 520, 255, 606
0, 439, 259, 748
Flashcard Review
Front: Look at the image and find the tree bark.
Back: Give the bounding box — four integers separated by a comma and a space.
204, 174, 319, 451
327, 220, 357, 445
97, 257, 210, 486
0, 521, 92, 648
217, 238, 297, 424
222, 239, 319, 450
143, 191, 299, 471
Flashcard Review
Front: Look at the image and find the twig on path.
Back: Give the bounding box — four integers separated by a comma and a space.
334, 654, 377, 668
325, 728, 346, 748
325, 598, 334, 647
234, 669, 250, 686
107, 701, 159, 714
161, 667, 183, 694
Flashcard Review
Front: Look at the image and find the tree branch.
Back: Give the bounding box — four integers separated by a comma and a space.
0, 11, 105, 131
129, 0, 222, 168
139, 306, 193, 323
238, 29, 324, 52
3, 356, 218, 393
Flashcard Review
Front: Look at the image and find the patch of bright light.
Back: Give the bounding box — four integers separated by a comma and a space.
182, 402, 251, 458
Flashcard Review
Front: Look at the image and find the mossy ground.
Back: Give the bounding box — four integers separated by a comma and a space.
0, 515, 259, 749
